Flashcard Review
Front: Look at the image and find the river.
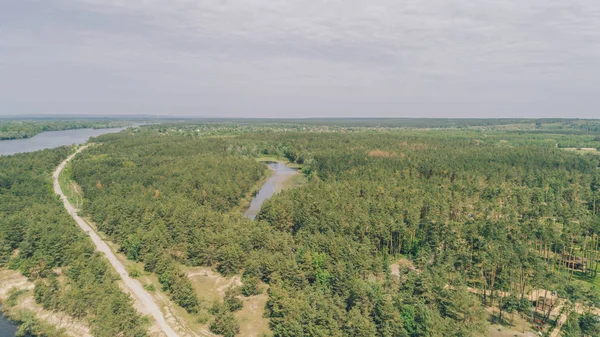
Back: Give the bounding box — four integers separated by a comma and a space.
0, 127, 126, 156
244, 162, 299, 220
0, 126, 126, 335
0, 305, 17, 337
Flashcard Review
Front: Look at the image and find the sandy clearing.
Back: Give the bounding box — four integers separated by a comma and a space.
0, 270, 92, 337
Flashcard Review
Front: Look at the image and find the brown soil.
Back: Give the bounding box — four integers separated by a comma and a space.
368, 149, 399, 158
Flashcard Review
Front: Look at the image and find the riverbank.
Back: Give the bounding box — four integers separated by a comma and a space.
0, 304, 17, 337
233, 164, 274, 216
243, 161, 302, 219
0, 269, 91, 337
234, 156, 306, 217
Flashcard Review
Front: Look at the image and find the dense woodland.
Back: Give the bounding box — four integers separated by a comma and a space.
3, 119, 600, 337
0, 148, 147, 337
0, 120, 131, 140
64, 123, 600, 336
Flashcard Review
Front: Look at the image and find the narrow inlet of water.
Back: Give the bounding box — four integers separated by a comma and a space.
244, 162, 298, 220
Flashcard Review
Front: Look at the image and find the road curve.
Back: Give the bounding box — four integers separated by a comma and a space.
53, 146, 180, 337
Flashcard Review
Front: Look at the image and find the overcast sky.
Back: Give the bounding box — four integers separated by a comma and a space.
1, 0, 599, 118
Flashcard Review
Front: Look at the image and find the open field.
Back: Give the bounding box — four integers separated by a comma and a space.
187, 267, 271, 337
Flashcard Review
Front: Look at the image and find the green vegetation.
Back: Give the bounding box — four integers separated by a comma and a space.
0, 120, 131, 140
4, 309, 68, 337
6, 287, 26, 307
2, 286, 69, 337
209, 289, 242, 336
562, 312, 600, 336
0, 147, 148, 336
62, 121, 600, 336
69, 134, 270, 313
5, 118, 600, 336
240, 277, 262, 297
209, 306, 239, 337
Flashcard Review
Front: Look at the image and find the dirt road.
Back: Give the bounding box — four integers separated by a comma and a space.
53, 146, 179, 337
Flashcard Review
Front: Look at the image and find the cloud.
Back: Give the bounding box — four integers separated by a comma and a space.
1, 0, 599, 117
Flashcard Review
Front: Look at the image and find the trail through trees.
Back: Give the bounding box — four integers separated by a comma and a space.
53, 146, 180, 337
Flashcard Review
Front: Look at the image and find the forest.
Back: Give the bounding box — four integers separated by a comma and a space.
60, 122, 600, 337
2, 119, 600, 337
0, 147, 148, 336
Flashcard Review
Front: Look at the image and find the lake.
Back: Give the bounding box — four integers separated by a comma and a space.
244, 162, 299, 220
0, 127, 125, 156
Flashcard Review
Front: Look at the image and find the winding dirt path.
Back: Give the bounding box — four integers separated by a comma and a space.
53, 146, 179, 337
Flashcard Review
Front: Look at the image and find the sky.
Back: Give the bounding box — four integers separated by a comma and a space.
1, 0, 599, 118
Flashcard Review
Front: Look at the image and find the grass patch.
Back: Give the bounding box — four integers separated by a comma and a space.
127, 265, 142, 278
6, 287, 26, 307
143, 283, 155, 292
282, 172, 306, 190
254, 156, 287, 163
573, 271, 600, 289
196, 310, 211, 324
58, 161, 84, 209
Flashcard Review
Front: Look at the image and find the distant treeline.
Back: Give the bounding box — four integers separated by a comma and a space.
199, 117, 536, 128
3, 118, 600, 139
0, 120, 131, 140
138, 117, 600, 134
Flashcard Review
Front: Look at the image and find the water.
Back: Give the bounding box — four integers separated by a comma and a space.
244, 162, 298, 220
0, 305, 17, 337
0, 127, 125, 156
